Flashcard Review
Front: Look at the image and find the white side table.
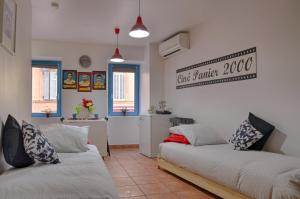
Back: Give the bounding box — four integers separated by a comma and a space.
139, 114, 173, 157
63, 119, 108, 156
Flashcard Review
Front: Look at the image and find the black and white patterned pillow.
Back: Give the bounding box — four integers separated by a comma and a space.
22, 121, 60, 164
229, 119, 264, 150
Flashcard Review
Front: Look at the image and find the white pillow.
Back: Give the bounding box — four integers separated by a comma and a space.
169, 124, 226, 146
40, 124, 89, 153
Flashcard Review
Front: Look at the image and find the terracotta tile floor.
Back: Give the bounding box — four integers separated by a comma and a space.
104, 148, 219, 199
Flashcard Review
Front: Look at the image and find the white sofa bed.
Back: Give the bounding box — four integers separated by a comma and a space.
0, 145, 119, 199
158, 142, 300, 199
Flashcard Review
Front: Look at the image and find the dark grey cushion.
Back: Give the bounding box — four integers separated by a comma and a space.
248, 112, 275, 150
2, 115, 34, 168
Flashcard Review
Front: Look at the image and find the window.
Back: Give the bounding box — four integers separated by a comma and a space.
32, 60, 62, 117
113, 73, 126, 100
108, 64, 140, 116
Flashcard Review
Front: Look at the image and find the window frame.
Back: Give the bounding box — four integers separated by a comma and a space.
31, 60, 62, 118
108, 63, 140, 116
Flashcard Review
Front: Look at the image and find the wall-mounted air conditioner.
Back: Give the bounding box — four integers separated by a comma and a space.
159, 33, 189, 58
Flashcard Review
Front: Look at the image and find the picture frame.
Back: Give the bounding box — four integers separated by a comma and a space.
92, 71, 106, 90
62, 70, 77, 89
78, 72, 92, 92
0, 0, 17, 55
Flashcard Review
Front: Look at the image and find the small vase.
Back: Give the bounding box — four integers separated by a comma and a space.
72, 113, 77, 120
80, 108, 90, 119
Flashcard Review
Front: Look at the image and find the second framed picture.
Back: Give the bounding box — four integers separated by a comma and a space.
78, 72, 92, 92
92, 71, 106, 90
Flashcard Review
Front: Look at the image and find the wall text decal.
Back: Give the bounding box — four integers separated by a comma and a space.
176, 47, 257, 89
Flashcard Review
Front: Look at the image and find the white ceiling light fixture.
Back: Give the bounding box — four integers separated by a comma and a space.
129, 0, 150, 39
110, 27, 125, 63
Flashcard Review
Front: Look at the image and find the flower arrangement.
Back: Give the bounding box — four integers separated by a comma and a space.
73, 98, 95, 119
82, 98, 95, 113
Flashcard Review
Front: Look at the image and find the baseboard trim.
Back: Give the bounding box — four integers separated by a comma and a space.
109, 144, 139, 149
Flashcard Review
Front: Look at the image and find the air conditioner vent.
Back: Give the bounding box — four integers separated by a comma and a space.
159, 33, 189, 58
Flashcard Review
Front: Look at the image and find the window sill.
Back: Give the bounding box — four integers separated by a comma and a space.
31, 116, 61, 118
107, 115, 140, 119
32, 113, 61, 118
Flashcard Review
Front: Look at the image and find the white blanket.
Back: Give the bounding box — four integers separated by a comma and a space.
159, 143, 300, 199
0, 145, 119, 199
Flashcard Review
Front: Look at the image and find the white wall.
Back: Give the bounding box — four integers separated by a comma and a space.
149, 44, 165, 109
164, 0, 300, 157
140, 44, 150, 114
31, 40, 145, 145
0, 0, 32, 171
107, 116, 140, 145
32, 39, 144, 119
0, 0, 32, 123
140, 43, 165, 114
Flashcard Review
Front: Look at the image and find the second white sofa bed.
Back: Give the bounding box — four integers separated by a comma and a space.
158, 142, 300, 199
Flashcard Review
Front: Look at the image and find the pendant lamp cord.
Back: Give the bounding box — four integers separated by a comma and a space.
117, 34, 118, 48
139, 0, 141, 16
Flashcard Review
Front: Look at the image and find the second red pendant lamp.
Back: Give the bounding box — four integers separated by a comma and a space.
129, 0, 150, 38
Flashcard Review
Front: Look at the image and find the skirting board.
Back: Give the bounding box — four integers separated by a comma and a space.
157, 158, 250, 199
109, 144, 139, 149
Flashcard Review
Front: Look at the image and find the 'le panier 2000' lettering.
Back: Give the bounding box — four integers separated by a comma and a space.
176, 47, 257, 89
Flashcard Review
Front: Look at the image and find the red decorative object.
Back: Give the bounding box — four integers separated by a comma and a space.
111, 48, 123, 60
82, 98, 93, 109
129, 0, 150, 38
130, 16, 148, 33
110, 27, 124, 63
114, 27, 120, 34
164, 134, 190, 144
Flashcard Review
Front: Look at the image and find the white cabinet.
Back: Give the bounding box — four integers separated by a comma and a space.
63, 119, 108, 156
139, 114, 172, 157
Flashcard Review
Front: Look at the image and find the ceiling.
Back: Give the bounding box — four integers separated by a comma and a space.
31, 0, 240, 46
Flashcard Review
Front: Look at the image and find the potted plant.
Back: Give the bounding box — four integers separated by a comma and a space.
42, 108, 52, 118
73, 104, 82, 119
121, 107, 128, 116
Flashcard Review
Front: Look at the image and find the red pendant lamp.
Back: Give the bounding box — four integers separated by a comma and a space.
129, 0, 150, 38
110, 27, 125, 63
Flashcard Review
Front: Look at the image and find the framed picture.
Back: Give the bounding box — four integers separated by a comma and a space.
78, 72, 92, 92
63, 70, 77, 89
0, 0, 17, 55
92, 71, 106, 90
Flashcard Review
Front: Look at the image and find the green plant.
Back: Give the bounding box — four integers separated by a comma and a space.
74, 104, 82, 115
88, 105, 95, 114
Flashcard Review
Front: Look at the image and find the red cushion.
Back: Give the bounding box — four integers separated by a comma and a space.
164, 133, 190, 144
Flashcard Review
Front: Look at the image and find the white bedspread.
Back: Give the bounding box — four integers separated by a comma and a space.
159, 143, 300, 199
0, 145, 119, 199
